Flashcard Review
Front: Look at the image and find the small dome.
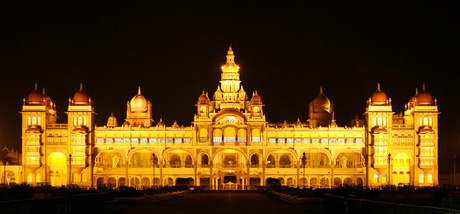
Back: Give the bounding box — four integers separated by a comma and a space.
295, 118, 302, 127
172, 120, 180, 128
312, 87, 331, 113
198, 91, 209, 102
157, 118, 165, 127
107, 112, 118, 127
28, 84, 44, 105
330, 119, 337, 127
416, 84, 432, 105
73, 83, 89, 104
130, 86, 149, 112
370, 83, 387, 105
122, 121, 130, 126
42, 88, 53, 108
251, 91, 262, 102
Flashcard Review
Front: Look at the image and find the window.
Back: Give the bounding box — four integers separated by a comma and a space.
131, 138, 138, 143
213, 137, 222, 143
184, 138, 191, 143
115, 138, 122, 143
278, 138, 285, 143
330, 139, 337, 143
287, 138, 294, 143
37, 117, 41, 125
377, 117, 382, 126
252, 137, 260, 143
238, 137, 246, 143
338, 139, 345, 143
269, 138, 276, 143
158, 139, 164, 143
356, 139, 363, 143
347, 139, 354, 143
28, 117, 31, 125
96, 138, 104, 143
312, 139, 319, 143
106, 138, 113, 143
140, 138, 148, 143
149, 138, 156, 143
419, 174, 424, 183
303, 139, 310, 143
321, 139, 328, 143
123, 138, 130, 143
166, 138, 173, 143
295, 139, 302, 143
174, 138, 182, 143
427, 174, 433, 183
373, 174, 379, 183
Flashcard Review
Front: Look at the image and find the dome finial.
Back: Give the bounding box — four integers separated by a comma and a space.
415, 87, 418, 95
138, 86, 141, 95
423, 83, 426, 91
34, 83, 38, 90
42, 87, 46, 95
79, 83, 83, 91
377, 82, 381, 91
320, 86, 323, 94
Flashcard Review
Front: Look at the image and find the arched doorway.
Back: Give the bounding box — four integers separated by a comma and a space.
48, 152, 67, 186
96, 177, 104, 189
107, 177, 116, 188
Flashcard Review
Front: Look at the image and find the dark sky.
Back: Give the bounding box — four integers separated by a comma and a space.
0, 2, 458, 173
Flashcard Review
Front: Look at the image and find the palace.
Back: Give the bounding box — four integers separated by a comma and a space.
18, 47, 439, 189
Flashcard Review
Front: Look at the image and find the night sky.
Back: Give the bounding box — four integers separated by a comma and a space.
0, 2, 458, 173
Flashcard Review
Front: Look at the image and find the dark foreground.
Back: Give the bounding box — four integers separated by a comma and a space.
108, 191, 334, 214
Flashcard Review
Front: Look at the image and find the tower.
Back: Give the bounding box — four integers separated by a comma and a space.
125, 86, 153, 127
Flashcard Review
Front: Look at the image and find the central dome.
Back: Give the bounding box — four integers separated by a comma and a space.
312, 87, 331, 113
370, 83, 387, 105
130, 87, 149, 112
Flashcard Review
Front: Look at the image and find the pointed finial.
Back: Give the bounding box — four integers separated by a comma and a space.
111, 112, 114, 116
415, 87, 418, 95
42, 88, 46, 95
34, 83, 38, 90
79, 83, 83, 91
423, 83, 426, 91
320, 86, 323, 94
229, 43, 232, 50
138, 86, 141, 94
377, 82, 381, 91
255, 90, 258, 95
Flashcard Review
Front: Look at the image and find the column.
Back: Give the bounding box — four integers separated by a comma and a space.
160, 157, 163, 187
262, 160, 266, 186
210, 163, 213, 190
296, 162, 300, 188
331, 164, 334, 188
125, 160, 129, 186
246, 164, 250, 190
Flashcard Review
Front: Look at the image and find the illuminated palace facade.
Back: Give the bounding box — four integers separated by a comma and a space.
20, 47, 439, 189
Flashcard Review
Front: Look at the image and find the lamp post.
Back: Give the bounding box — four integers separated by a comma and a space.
301, 152, 306, 188
454, 155, 457, 187
151, 153, 157, 187
68, 154, 72, 186
387, 153, 391, 187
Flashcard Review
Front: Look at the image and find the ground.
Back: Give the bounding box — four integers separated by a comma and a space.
107, 191, 334, 214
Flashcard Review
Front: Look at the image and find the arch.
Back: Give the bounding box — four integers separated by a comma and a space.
356, 177, 364, 186
310, 177, 318, 187
169, 154, 181, 168
130, 177, 140, 187
266, 154, 275, 167
107, 177, 116, 188
224, 127, 236, 143
141, 177, 150, 187
119, 177, 126, 186
250, 154, 260, 166
185, 154, 193, 167
334, 151, 364, 168
303, 151, 331, 168
238, 129, 247, 137
210, 148, 248, 164
200, 129, 208, 138
265, 150, 299, 165
343, 177, 352, 186
213, 129, 222, 137
201, 154, 209, 166
129, 150, 154, 168
96, 177, 104, 189
334, 177, 342, 186
320, 177, 329, 187
95, 150, 126, 168
286, 177, 294, 186
252, 129, 260, 137
279, 154, 291, 167
48, 152, 67, 167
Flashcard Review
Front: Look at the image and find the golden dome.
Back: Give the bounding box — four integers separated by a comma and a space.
107, 112, 118, 127
251, 91, 262, 102
416, 84, 433, 105
370, 83, 387, 105
221, 45, 239, 73
27, 83, 44, 105
295, 118, 303, 127
198, 91, 209, 102
73, 83, 90, 104
157, 118, 165, 127
130, 86, 149, 113
373, 127, 388, 134
312, 87, 331, 113
172, 120, 180, 128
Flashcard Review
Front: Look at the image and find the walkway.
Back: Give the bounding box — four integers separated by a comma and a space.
108, 191, 333, 214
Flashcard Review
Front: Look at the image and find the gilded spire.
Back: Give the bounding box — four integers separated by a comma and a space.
138, 86, 141, 95
377, 82, 381, 91
34, 83, 38, 90
320, 86, 323, 94
79, 83, 83, 91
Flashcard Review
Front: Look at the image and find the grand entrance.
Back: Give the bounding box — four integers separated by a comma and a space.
222, 174, 239, 190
